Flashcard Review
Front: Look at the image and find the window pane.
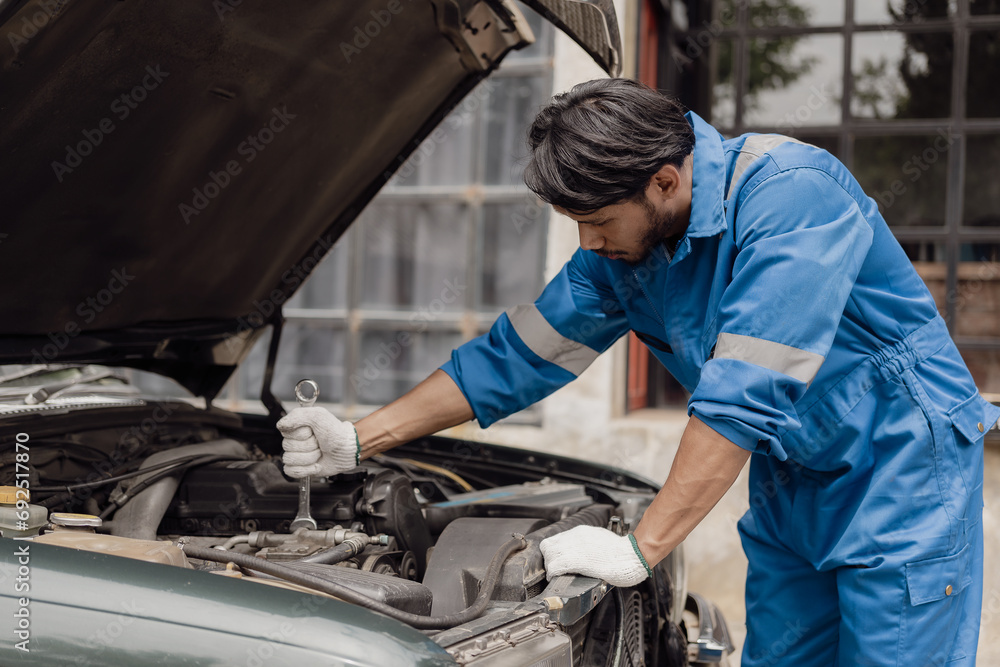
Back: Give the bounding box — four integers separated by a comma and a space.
852, 32, 952, 119
970, 0, 1000, 15
901, 241, 947, 262
354, 330, 462, 404
955, 244, 1000, 339
359, 201, 470, 311
852, 135, 950, 227
744, 34, 842, 128
749, 0, 844, 27
484, 75, 550, 186
238, 324, 346, 404
855, 0, 950, 24
959, 349, 1000, 398
964, 134, 1000, 228
389, 102, 477, 187
285, 234, 350, 309
711, 39, 736, 128
967, 31, 1000, 118
480, 199, 547, 310
911, 251, 948, 321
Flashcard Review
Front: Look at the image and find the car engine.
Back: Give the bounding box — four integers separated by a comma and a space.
1, 405, 730, 666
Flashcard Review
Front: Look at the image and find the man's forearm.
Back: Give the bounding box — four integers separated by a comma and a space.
632, 416, 750, 567
353, 369, 475, 460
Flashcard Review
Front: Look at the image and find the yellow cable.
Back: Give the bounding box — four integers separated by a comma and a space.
399, 458, 474, 492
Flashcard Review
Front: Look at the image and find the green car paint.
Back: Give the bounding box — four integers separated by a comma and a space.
0, 537, 456, 666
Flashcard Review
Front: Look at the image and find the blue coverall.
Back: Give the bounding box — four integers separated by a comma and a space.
441, 111, 1000, 666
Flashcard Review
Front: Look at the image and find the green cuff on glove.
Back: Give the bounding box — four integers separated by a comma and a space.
628, 534, 653, 578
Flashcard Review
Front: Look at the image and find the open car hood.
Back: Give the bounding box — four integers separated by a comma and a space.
0, 0, 620, 399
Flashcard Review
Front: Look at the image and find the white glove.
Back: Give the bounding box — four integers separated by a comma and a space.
539, 525, 652, 588
277, 407, 360, 478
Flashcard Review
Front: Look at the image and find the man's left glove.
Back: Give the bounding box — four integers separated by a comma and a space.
539, 525, 653, 587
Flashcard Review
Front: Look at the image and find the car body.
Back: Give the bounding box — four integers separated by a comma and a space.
0, 0, 733, 664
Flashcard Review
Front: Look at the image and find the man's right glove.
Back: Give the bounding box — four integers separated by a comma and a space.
539, 525, 652, 587
277, 407, 360, 478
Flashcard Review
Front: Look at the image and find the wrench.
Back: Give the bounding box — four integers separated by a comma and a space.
289, 379, 319, 531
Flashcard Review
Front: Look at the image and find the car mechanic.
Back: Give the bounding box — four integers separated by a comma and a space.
278, 78, 999, 666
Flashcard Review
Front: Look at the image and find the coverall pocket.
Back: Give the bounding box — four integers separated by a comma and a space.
900, 544, 972, 663
945, 393, 992, 498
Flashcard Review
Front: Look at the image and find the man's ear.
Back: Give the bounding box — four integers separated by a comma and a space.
647, 162, 682, 203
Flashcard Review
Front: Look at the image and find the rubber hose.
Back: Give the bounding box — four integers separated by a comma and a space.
611, 587, 626, 667
181, 534, 527, 629
299, 535, 368, 565
523, 504, 614, 544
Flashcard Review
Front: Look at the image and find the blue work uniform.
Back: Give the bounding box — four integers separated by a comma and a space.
441, 111, 999, 666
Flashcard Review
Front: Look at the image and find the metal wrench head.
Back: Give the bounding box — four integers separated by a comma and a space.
294, 379, 319, 407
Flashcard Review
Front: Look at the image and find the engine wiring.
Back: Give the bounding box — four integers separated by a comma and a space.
97, 454, 245, 520
374, 454, 496, 492
31, 454, 241, 494
397, 458, 475, 492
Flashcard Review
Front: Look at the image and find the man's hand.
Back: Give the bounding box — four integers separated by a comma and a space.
277, 407, 360, 478
539, 525, 652, 587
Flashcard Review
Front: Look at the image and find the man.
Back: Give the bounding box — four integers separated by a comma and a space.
278, 78, 998, 665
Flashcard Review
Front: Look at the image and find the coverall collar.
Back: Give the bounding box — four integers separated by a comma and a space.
684, 111, 728, 240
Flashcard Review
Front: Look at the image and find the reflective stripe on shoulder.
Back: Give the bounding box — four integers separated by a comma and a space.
726, 134, 808, 199
506, 304, 600, 376
713, 332, 824, 385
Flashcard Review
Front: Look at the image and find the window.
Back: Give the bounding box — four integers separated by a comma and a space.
634, 0, 1000, 406
218, 6, 554, 418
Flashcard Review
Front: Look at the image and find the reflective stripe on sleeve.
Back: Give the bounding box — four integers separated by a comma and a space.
726, 134, 808, 199
714, 332, 824, 385
506, 304, 600, 376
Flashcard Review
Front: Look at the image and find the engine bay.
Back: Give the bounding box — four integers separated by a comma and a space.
0, 404, 729, 665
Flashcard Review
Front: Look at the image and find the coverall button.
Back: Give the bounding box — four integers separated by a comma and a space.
978, 422, 985, 433
945, 584, 953, 596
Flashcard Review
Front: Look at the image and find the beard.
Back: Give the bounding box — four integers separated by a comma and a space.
628, 197, 683, 265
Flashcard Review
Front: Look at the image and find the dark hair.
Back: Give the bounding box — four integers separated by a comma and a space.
524, 78, 695, 212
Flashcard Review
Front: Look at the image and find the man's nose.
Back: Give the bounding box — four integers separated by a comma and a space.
578, 224, 604, 251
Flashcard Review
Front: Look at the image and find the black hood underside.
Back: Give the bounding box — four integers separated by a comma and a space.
0, 0, 620, 398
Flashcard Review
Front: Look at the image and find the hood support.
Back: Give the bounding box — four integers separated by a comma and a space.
260, 315, 286, 422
